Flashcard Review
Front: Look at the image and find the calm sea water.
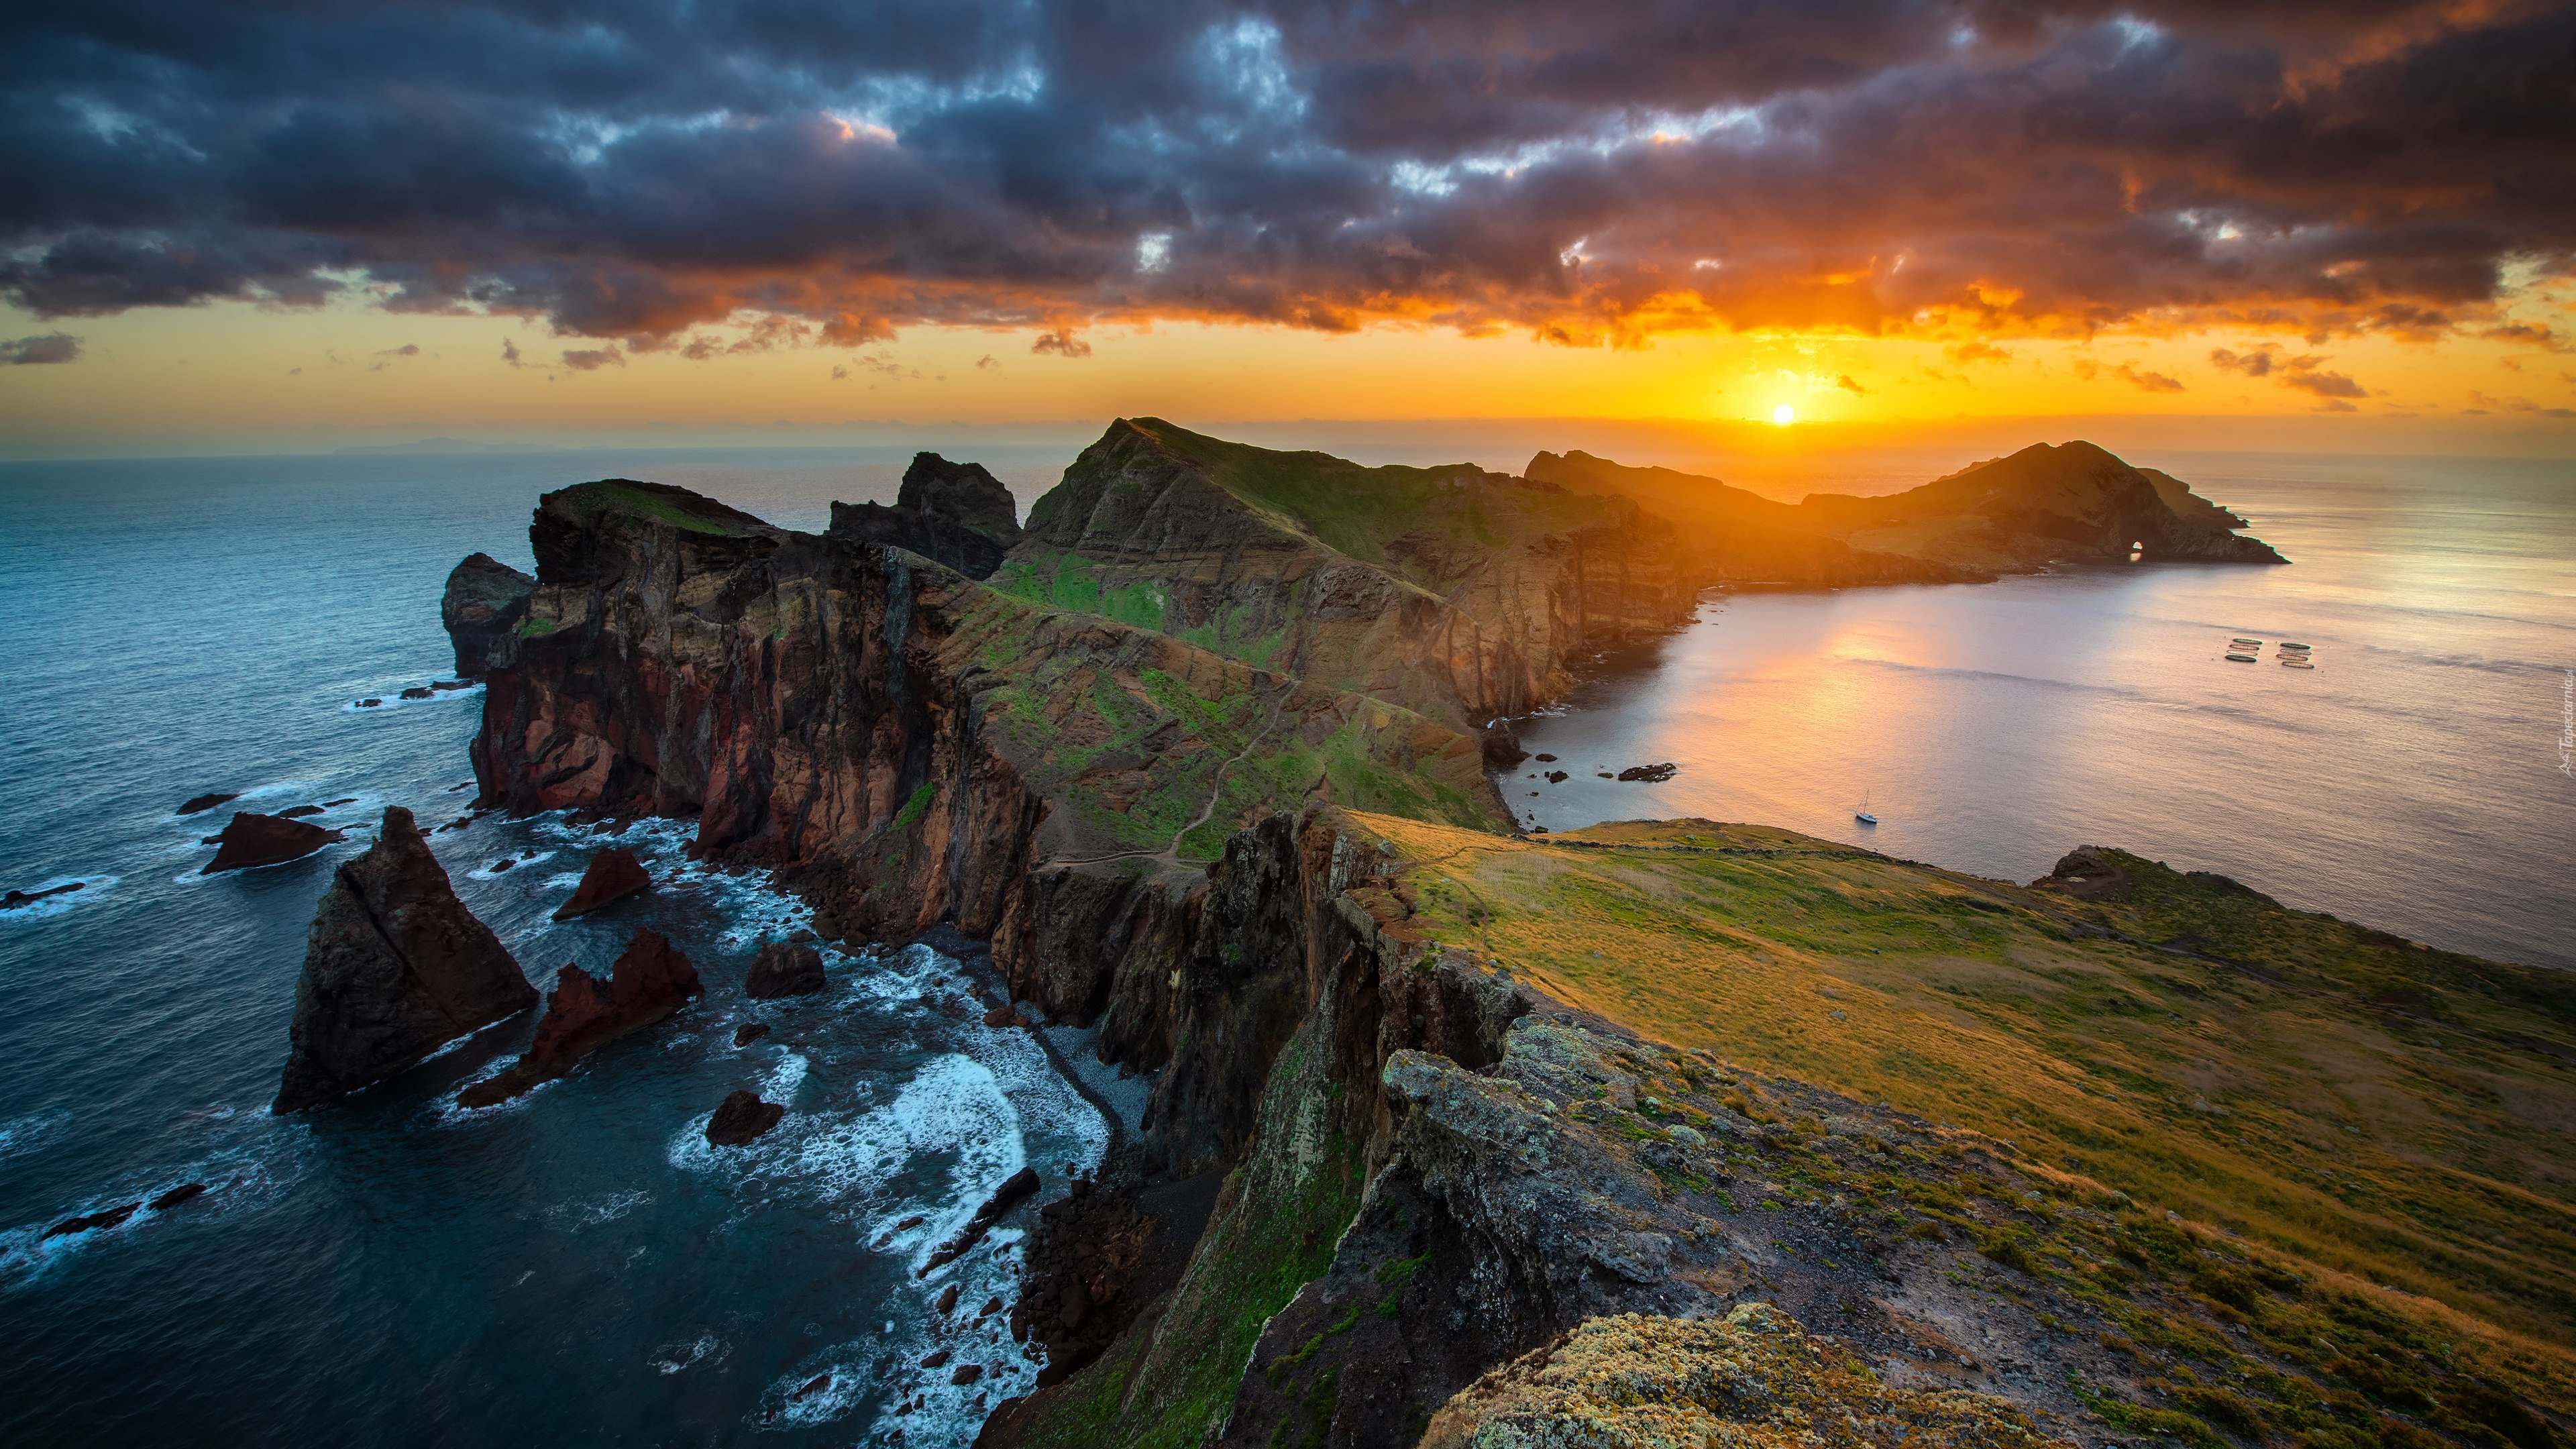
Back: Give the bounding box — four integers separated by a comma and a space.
1, 445, 2568, 1448
1517, 451, 2576, 970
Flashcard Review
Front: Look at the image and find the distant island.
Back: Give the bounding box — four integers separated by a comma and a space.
329, 437, 559, 455
320, 421, 2561, 1448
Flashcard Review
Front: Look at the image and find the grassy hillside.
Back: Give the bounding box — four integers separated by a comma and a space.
1350, 813, 2576, 1355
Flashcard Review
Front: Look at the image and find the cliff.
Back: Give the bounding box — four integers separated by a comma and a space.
828, 451, 1026, 580
461, 472, 1506, 1167
1000, 419, 1699, 730
446, 449, 2559, 1449
1530, 440, 2287, 580
273, 806, 537, 1112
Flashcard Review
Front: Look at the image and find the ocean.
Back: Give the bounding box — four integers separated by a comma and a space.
0, 443, 2568, 1446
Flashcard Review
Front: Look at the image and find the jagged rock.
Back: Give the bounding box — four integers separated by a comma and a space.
743, 940, 825, 999
937, 1284, 961, 1314
441, 551, 537, 676
398, 686, 434, 701
458, 930, 702, 1108
826, 452, 1025, 580
176, 792, 239, 816
1417, 1305, 2074, 1449
148, 1183, 208, 1212
203, 811, 343, 874
277, 804, 324, 818
1481, 720, 1529, 769
1615, 762, 1676, 782
272, 807, 537, 1112
705, 1089, 784, 1146
734, 1022, 771, 1046
551, 847, 649, 920
921, 1167, 1040, 1276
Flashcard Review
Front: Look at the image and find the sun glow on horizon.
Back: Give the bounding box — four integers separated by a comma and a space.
1772, 404, 1796, 425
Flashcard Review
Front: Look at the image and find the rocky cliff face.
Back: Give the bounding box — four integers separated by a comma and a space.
274, 806, 537, 1113
458, 474, 1506, 1169
1000, 419, 1699, 730
828, 451, 1026, 580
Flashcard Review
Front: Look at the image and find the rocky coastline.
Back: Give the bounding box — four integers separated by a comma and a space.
420, 425, 2556, 1449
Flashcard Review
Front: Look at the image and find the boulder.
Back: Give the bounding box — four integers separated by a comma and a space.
1480, 720, 1529, 770
705, 1089, 786, 1146
441, 551, 537, 676
552, 847, 651, 920
459, 930, 702, 1108
176, 792, 240, 816
272, 807, 538, 1112
203, 812, 344, 874
733, 1022, 771, 1046
398, 686, 434, 701
744, 940, 826, 999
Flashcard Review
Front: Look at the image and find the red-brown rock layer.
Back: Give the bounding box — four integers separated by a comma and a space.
203, 811, 343, 874
458, 929, 702, 1107
551, 846, 650, 919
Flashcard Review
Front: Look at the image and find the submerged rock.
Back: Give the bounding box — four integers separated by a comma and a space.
744, 940, 825, 999
44, 1203, 142, 1239
551, 847, 650, 920
175, 792, 240, 816
272, 807, 537, 1113
1615, 762, 1676, 783
441, 551, 537, 677
705, 1088, 785, 1146
459, 930, 702, 1108
203, 811, 344, 874
3, 880, 83, 911
148, 1183, 209, 1212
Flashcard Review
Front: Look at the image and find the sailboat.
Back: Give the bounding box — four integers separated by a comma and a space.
1855, 792, 1878, 826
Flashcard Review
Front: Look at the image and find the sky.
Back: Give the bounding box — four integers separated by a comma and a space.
3, 0, 2573, 460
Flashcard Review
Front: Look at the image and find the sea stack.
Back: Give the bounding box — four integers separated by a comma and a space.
552, 847, 651, 920
459, 930, 702, 1108
273, 807, 537, 1113
441, 551, 537, 677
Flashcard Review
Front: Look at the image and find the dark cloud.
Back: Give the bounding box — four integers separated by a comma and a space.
1, 1, 2569, 346
1835, 373, 1870, 394
560, 345, 625, 370
1030, 329, 1092, 358
1, 332, 80, 363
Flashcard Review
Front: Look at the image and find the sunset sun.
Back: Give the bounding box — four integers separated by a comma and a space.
1772, 404, 1795, 425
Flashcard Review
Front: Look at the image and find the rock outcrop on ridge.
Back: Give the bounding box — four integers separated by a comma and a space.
273, 806, 537, 1113
459, 928, 702, 1107
827, 451, 1026, 580
997, 419, 1699, 730
203, 810, 343, 874
1531, 440, 2286, 580
441, 551, 537, 676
